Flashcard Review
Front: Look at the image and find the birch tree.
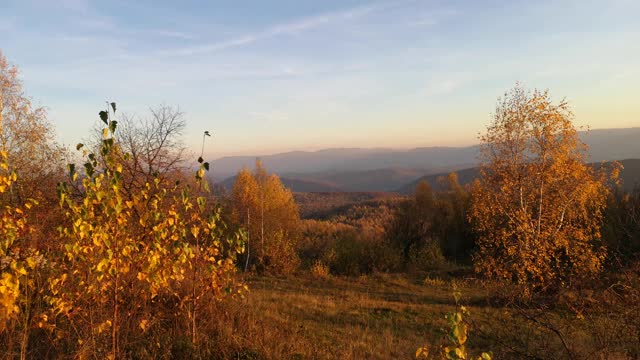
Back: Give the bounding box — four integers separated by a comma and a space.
469, 86, 616, 292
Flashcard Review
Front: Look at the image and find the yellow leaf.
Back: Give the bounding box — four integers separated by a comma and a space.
416, 346, 428, 358
16, 266, 28, 276
191, 226, 200, 238
96, 259, 109, 272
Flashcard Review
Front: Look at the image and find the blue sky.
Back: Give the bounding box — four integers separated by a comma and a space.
1, 0, 639, 158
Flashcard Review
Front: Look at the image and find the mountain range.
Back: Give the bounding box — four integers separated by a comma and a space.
213, 128, 640, 193
398, 159, 640, 194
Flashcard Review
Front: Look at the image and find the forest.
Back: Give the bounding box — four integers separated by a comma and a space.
1, 49, 639, 359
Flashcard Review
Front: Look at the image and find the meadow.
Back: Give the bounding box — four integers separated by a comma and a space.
207, 271, 639, 360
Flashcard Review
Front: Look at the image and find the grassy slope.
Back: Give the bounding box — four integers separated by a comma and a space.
217, 274, 454, 359
216, 275, 515, 359
212, 274, 638, 360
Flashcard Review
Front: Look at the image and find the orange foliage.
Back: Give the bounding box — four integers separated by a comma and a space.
469, 86, 616, 291
230, 160, 300, 274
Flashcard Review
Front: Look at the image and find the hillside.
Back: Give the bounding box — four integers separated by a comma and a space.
607, 158, 640, 190
581, 129, 640, 162
294, 192, 401, 219
285, 168, 437, 192
397, 167, 480, 194
398, 158, 640, 194
219, 167, 469, 193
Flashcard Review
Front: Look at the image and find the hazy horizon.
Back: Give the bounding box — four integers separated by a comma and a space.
208, 124, 639, 159
2, 0, 639, 158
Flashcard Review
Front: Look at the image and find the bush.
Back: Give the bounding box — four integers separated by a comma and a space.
417, 286, 492, 360
310, 260, 330, 278
47, 104, 246, 358
407, 241, 448, 272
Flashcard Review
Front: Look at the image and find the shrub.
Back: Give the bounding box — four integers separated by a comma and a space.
48, 103, 246, 358
407, 241, 448, 272
310, 260, 330, 279
417, 286, 492, 360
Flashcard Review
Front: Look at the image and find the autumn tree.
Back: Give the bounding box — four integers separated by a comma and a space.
0, 50, 66, 206
469, 86, 614, 292
388, 181, 438, 261
0, 51, 61, 359
436, 173, 474, 260
230, 168, 259, 271
230, 160, 300, 274
0, 92, 47, 360
602, 186, 640, 264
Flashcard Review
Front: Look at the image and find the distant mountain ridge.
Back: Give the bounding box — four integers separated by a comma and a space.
212, 146, 479, 180
284, 167, 455, 192
213, 128, 640, 175
398, 159, 640, 194
219, 174, 343, 193
213, 128, 640, 193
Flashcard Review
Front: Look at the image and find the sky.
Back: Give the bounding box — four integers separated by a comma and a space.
1, 0, 639, 158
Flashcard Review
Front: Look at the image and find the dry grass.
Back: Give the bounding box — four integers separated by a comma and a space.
204, 273, 640, 360
208, 273, 489, 359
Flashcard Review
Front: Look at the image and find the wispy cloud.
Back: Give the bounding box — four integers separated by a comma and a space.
158, 2, 392, 57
